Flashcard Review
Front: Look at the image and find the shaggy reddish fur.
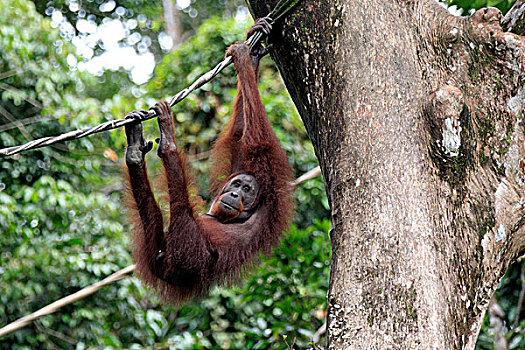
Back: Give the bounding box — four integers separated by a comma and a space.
125, 42, 294, 304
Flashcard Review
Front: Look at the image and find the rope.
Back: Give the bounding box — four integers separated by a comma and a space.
270, 0, 303, 22
0, 265, 135, 338
0, 166, 320, 338
0, 0, 303, 157
0, 0, 307, 337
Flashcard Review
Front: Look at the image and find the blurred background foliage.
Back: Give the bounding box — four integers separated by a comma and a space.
0, 0, 522, 349
0, 0, 328, 349
447, 0, 517, 14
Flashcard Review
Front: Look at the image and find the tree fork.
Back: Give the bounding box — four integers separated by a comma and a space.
248, 0, 525, 349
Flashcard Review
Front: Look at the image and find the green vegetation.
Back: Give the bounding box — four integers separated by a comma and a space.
0, 0, 522, 349
0, 0, 328, 349
448, 0, 516, 14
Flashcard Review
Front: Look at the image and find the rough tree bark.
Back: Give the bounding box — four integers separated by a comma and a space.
247, 0, 525, 349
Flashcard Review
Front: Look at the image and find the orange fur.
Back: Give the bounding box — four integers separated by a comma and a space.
124, 41, 294, 304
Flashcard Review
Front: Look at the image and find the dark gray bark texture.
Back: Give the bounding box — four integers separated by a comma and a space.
248, 0, 525, 349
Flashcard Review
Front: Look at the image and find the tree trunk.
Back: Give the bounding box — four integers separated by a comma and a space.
162, 0, 182, 49
248, 0, 525, 349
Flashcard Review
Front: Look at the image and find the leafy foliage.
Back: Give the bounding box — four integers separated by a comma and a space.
448, 0, 517, 14
476, 261, 525, 350
3, 0, 524, 349
119, 219, 331, 350
0, 1, 132, 348
0, 0, 330, 349
29, 0, 248, 81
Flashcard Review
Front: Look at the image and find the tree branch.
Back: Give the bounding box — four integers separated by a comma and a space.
414, 0, 463, 43
512, 262, 525, 330
502, 0, 525, 34
0, 265, 135, 338
488, 298, 508, 350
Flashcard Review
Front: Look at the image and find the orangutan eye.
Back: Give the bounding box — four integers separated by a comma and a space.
243, 185, 251, 192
